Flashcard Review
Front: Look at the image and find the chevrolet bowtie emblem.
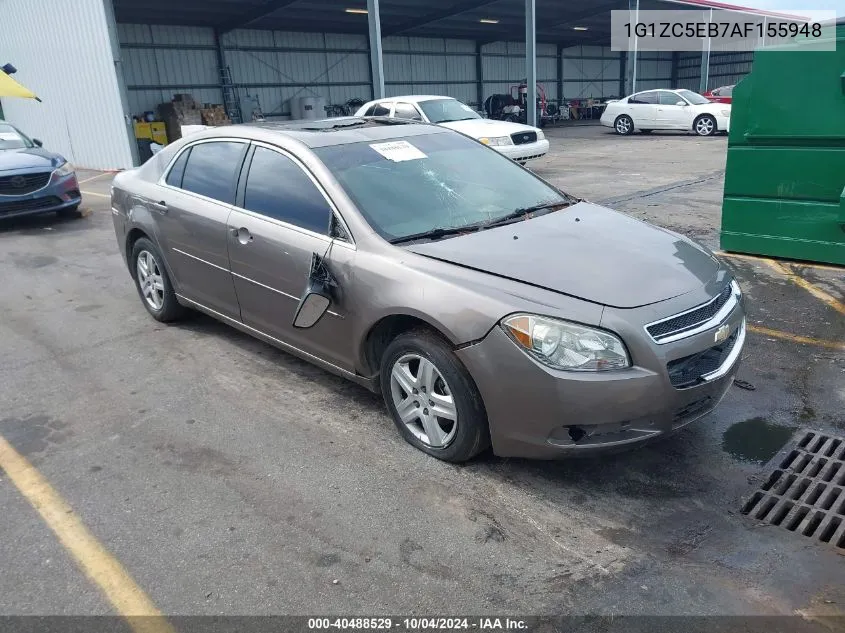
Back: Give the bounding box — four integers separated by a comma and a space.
715, 324, 731, 344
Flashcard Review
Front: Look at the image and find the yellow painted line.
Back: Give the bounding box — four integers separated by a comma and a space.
748, 325, 845, 352
0, 435, 175, 633
77, 172, 111, 184
716, 251, 845, 273
81, 190, 110, 198
763, 259, 845, 318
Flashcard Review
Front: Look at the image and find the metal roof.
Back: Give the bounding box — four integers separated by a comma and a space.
112, 0, 706, 44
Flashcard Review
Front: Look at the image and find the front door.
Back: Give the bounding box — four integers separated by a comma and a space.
227, 144, 356, 371
154, 139, 247, 320
656, 91, 691, 129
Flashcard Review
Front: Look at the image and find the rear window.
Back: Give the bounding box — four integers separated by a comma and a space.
179, 141, 246, 204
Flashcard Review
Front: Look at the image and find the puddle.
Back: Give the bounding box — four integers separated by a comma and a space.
722, 417, 798, 463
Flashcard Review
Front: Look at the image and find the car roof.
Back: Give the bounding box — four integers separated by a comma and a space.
184, 117, 450, 149
366, 95, 454, 105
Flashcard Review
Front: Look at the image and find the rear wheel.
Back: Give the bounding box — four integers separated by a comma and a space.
130, 237, 186, 322
694, 114, 717, 136
614, 115, 634, 135
380, 329, 489, 463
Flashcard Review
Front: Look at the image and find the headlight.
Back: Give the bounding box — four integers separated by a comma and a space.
720, 109, 731, 117
479, 136, 513, 147
501, 314, 631, 371
535, 130, 545, 141
53, 161, 75, 178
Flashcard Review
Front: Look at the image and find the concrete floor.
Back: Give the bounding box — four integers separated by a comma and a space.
1, 125, 843, 619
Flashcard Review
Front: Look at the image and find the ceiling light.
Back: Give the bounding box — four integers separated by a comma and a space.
479, 18, 499, 24
345, 8, 367, 14
573, 26, 588, 31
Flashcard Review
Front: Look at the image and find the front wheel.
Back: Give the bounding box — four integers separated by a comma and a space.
694, 114, 717, 136
380, 330, 489, 462
614, 115, 634, 135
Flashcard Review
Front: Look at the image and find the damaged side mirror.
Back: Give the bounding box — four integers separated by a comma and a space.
292, 252, 335, 329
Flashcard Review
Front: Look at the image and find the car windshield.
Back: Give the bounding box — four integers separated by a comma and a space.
678, 90, 711, 105
418, 99, 480, 123
315, 131, 570, 243
0, 123, 32, 150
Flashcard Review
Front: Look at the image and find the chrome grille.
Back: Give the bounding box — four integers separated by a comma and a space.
647, 283, 734, 342
0, 171, 51, 195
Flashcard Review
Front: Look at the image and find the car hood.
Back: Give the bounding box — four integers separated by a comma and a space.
438, 118, 539, 138
404, 202, 720, 309
691, 102, 730, 115
0, 147, 65, 172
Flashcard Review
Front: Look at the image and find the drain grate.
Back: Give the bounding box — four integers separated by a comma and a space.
741, 430, 845, 550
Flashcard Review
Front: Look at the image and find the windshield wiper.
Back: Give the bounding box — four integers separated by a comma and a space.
482, 200, 574, 229
389, 224, 483, 245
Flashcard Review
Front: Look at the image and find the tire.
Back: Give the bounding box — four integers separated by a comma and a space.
694, 114, 717, 136
130, 237, 186, 322
380, 329, 490, 463
614, 115, 634, 135
56, 204, 82, 219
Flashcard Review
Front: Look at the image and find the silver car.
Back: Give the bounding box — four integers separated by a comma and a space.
110, 118, 745, 462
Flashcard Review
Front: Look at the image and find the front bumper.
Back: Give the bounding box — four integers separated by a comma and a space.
0, 172, 81, 220
456, 292, 746, 459
715, 114, 730, 133
495, 139, 549, 163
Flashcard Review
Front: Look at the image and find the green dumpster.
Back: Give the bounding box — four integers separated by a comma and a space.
720, 19, 845, 266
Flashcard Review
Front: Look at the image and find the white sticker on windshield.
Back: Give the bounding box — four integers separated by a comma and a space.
369, 140, 427, 162
0, 132, 19, 141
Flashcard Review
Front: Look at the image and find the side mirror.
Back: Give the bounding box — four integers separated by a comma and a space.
292, 253, 335, 329
675, 101, 687, 107
32, 138, 43, 147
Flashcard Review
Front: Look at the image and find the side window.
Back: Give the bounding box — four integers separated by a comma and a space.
723, 86, 733, 97
180, 141, 245, 204
658, 91, 682, 105
165, 148, 190, 188
372, 103, 391, 116
363, 104, 377, 116
393, 103, 422, 120
629, 91, 657, 104
243, 146, 333, 235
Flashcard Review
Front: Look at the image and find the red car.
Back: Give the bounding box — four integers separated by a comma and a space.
703, 85, 734, 104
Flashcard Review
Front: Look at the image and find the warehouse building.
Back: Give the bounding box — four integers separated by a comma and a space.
0, 0, 757, 170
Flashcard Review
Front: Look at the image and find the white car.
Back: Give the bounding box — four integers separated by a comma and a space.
600, 88, 731, 137
354, 95, 549, 164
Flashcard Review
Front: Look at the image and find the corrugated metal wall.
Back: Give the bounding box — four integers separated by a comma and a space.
119, 25, 634, 117
633, 51, 674, 91
0, 0, 135, 169
677, 51, 752, 91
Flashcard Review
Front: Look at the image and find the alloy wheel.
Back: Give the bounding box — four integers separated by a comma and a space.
389, 353, 457, 448
616, 117, 631, 134
136, 250, 165, 311
696, 117, 715, 136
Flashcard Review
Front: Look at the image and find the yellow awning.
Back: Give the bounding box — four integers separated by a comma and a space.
0, 71, 40, 101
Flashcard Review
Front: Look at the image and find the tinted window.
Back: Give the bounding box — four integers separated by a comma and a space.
243, 147, 332, 234
658, 91, 683, 105
393, 103, 422, 120
629, 92, 657, 104
372, 103, 390, 116
180, 141, 245, 203
364, 104, 377, 116
165, 148, 190, 187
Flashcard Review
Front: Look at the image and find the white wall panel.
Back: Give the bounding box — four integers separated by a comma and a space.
1, 0, 134, 169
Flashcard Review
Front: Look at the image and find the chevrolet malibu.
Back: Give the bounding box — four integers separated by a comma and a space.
110, 118, 745, 462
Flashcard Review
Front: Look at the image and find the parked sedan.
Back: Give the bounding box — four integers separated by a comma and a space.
0, 121, 81, 219
703, 85, 734, 104
111, 119, 745, 462
600, 89, 731, 136
354, 95, 549, 164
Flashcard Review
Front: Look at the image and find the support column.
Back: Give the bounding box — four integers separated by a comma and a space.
367, 0, 385, 99
699, 8, 712, 93
627, 0, 639, 94
556, 43, 564, 105
476, 41, 484, 110
525, 0, 537, 127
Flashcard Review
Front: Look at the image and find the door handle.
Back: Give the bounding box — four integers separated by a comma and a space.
150, 200, 167, 214
231, 226, 253, 244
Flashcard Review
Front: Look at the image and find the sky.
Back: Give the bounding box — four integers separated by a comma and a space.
735, 0, 844, 16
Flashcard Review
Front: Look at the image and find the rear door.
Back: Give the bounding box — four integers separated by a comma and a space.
154, 139, 247, 319
227, 143, 357, 370
656, 91, 690, 129
627, 91, 658, 127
